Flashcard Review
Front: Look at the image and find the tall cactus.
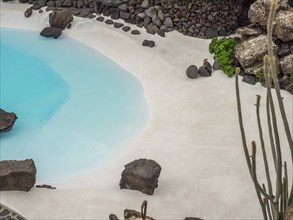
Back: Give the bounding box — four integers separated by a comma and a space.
235, 1, 293, 219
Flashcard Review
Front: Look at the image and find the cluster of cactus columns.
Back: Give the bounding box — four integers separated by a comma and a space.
235, 1, 293, 219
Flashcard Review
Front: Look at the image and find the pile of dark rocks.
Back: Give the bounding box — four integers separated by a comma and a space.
160, 0, 248, 38
186, 59, 213, 79
25, 0, 174, 36
22, 0, 251, 39
39, 8, 73, 38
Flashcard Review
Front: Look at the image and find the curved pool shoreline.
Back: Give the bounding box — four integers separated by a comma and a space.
0, 28, 148, 181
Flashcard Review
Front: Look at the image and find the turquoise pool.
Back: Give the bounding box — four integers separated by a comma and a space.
0, 28, 148, 181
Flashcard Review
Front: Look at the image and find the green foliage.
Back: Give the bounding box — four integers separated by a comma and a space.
186, 0, 195, 9
209, 37, 237, 77
255, 70, 265, 81
187, 2, 193, 9
290, 72, 293, 82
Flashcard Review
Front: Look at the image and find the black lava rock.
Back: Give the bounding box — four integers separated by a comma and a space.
142, 40, 155, 48
114, 22, 124, 28
131, 30, 140, 35
242, 74, 259, 85
122, 26, 131, 32
119, 158, 161, 195
40, 27, 62, 39
105, 19, 114, 25
96, 16, 105, 22
186, 65, 199, 79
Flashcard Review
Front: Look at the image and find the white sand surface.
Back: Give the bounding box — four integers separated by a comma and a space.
1, 2, 292, 219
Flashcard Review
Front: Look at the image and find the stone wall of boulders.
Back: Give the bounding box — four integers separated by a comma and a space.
234, 0, 293, 94
24, 0, 252, 38
160, 0, 247, 38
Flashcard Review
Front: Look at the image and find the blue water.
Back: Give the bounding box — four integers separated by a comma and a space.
0, 28, 148, 182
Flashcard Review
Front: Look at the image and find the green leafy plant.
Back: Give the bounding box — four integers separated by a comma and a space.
186, 0, 195, 10
255, 70, 265, 81
290, 72, 293, 82
209, 37, 237, 77
187, 2, 193, 9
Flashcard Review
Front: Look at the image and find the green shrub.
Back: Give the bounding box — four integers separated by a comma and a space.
290, 72, 293, 82
209, 37, 237, 77
255, 70, 265, 81
187, 2, 193, 9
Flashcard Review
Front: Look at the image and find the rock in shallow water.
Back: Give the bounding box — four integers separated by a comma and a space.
0, 108, 17, 133
40, 27, 62, 39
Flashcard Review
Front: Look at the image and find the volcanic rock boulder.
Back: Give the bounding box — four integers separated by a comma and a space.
109, 214, 119, 220
114, 22, 124, 28
199, 59, 212, 77
235, 34, 278, 74
24, 7, 33, 17
131, 30, 140, 35
248, 0, 288, 25
274, 10, 293, 42
0, 159, 36, 191
248, 0, 293, 42
242, 74, 259, 85
280, 54, 293, 75
49, 8, 73, 30
122, 26, 131, 32
119, 159, 161, 195
0, 108, 17, 133
186, 65, 199, 79
236, 26, 262, 37
142, 40, 155, 48
40, 27, 62, 39
212, 59, 221, 71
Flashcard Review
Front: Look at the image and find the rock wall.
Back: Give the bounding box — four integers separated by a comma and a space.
160, 0, 246, 38
25, 0, 251, 38
235, 0, 293, 93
